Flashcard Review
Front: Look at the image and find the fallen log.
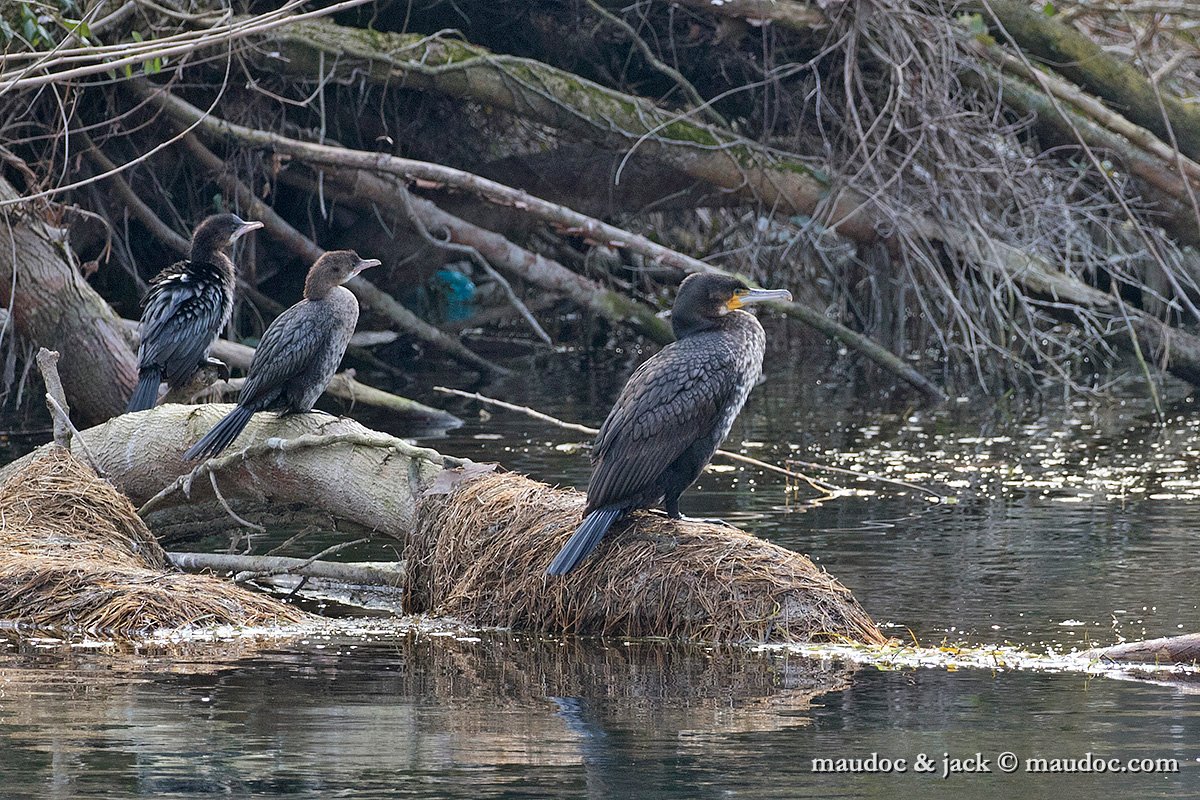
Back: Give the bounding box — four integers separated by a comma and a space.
977, 0, 1200, 163
1083, 633, 1200, 665
0, 404, 885, 644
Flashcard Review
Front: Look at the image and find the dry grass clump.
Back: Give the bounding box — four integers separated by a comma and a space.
409, 472, 884, 644
0, 448, 307, 636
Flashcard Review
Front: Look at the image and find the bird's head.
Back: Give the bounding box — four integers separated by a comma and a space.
671, 273, 792, 338
304, 250, 381, 299
190, 213, 263, 261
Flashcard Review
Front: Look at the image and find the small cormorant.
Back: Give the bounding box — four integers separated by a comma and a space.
547, 273, 792, 576
183, 250, 380, 460
128, 213, 263, 412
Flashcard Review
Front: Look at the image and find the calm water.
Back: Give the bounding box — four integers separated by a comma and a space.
2, 322, 1199, 797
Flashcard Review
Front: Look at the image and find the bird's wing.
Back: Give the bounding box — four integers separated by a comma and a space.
238, 301, 331, 407
586, 337, 739, 510
138, 261, 226, 384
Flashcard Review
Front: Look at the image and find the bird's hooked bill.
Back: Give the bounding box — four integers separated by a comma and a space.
231, 220, 265, 241
729, 287, 793, 309
352, 258, 382, 277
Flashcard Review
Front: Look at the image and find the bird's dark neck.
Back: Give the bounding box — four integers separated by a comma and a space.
673, 309, 747, 340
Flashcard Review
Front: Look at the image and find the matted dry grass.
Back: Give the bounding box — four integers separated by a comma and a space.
409, 472, 885, 644
0, 448, 307, 636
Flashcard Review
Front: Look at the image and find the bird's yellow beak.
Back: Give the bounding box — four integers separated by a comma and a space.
727, 287, 792, 310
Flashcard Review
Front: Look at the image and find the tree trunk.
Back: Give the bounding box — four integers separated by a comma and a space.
0, 176, 137, 424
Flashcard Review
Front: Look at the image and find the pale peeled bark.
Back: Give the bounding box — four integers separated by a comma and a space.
0, 404, 457, 541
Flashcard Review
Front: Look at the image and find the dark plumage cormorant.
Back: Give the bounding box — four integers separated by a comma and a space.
128, 213, 263, 412
547, 273, 792, 576
183, 250, 380, 461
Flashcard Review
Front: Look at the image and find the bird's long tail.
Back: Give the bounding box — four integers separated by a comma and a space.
183, 406, 254, 461
547, 506, 623, 576
126, 369, 161, 413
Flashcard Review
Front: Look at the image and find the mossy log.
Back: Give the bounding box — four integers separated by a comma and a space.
0, 176, 137, 424
265, 20, 883, 244
0, 405, 885, 644
978, 0, 1200, 164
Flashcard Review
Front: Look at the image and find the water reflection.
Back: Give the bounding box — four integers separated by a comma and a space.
0, 629, 851, 799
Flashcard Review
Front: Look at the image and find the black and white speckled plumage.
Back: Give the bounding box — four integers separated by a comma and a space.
128, 214, 259, 412
547, 273, 790, 576
137, 258, 233, 384
183, 251, 378, 461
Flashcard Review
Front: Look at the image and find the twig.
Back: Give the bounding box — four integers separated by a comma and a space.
432, 385, 845, 493
584, 0, 730, 128
209, 470, 266, 532
0, 0, 374, 94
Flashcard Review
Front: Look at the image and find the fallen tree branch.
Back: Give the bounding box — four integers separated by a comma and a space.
144, 85, 941, 398
285, 165, 674, 344
118, 318, 461, 426
266, 20, 881, 241
976, 0, 1200, 162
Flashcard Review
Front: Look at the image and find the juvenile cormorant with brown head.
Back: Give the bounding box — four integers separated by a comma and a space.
184, 250, 381, 460
128, 213, 263, 412
547, 273, 792, 576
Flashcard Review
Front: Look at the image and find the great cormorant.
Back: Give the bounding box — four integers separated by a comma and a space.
128, 213, 262, 412
547, 272, 792, 575
183, 250, 380, 460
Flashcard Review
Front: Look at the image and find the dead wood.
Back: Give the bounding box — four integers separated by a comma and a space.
0, 175, 137, 424
1083, 633, 1200, 665
172, 128, 508, 377
117, 318, 461, 426
144, 85, 946, 401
